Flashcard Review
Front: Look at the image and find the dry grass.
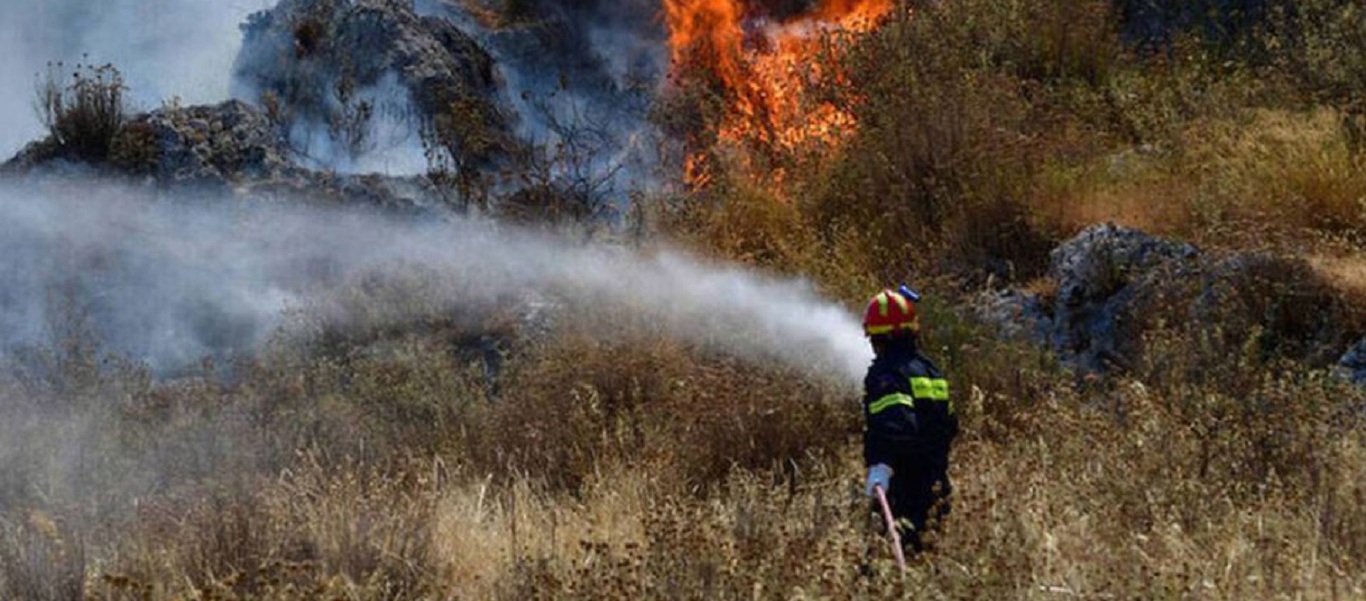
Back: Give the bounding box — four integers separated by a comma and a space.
2, 279, 1362, 599
1189, 109, 1366, 241
1311, 254, 1366, 301
1031, 149, 1197, 237
1028, 107, 1366, 257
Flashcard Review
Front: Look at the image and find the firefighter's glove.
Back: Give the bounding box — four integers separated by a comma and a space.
865, 463, 893, 498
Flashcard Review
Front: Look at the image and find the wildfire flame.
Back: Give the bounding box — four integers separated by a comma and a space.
664, 0, 894, 185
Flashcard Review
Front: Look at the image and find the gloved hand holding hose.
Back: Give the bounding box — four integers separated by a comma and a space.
865, 463, 893, 497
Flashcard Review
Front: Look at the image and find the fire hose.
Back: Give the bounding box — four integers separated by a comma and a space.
874, 484, 908, 573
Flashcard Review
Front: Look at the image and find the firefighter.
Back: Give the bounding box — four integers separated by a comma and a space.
861, 286, 957, 554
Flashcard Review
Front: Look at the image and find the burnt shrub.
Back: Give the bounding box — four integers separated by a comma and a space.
38, 62, 128, 163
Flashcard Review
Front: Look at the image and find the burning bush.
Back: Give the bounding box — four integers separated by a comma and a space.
662, 0, 894, 186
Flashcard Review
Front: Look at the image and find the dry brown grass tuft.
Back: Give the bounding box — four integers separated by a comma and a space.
1186, 109, 1366, 243
0, 511, 85, 601
37, 61, 128, 163
458, 310, 858, 492
1311, 253, 1366, 302
1034, 108, 1366, 251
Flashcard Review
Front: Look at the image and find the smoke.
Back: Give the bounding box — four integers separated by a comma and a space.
0, 0, 277, 159
0, 179, 871, 384
425, 0, 672, 197
285, 73, 433, 175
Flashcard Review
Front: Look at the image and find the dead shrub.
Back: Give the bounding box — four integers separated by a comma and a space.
176, 489, 286, 597
1262, 0, 1366, 154
0, 512, 86, 601
460, 331, 685, 490
38, 61, 128, 163
661, 177, 817, 268
806, 1, 1092, 281
657, 358, 855, 487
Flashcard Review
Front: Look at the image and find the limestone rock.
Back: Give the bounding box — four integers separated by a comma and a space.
232, 0, 509, 165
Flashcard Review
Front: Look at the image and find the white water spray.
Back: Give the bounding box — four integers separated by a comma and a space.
0, 181, 872, 384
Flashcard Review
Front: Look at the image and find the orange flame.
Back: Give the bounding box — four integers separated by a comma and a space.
665, 0, 894, 185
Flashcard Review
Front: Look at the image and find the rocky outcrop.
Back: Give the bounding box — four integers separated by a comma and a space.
231, 171, 455, 216
973, 288, 1050, 343
232, 0, 510, 165
2, 99, 455, 214
978, 223, 1359, 376
1336, 339, 1366, 386
2, 100, 294, 185
1047, 223, 1199, 371
126, 100, 298, 184
974, 224, 1200, 371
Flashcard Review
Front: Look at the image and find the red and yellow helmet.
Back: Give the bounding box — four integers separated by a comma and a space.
863, 289, 919, 337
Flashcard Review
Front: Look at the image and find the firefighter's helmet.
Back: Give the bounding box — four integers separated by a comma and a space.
863, 289, 919, 337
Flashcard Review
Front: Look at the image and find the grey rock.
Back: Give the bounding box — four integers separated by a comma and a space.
1046, 223, 1198, 371
137, 100, 298, 184
232, 0, 509, 165
972, 288, 1051, 343
3, 98, 457, 215
228, 171, 459, 216
2, 100, 296, 186
1, 139, 66, 175
983, 222, 1359, 380
1336, 338, 1366, 386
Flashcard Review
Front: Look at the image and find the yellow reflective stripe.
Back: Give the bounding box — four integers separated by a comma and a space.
910, 377, 949, 401
876, 292, 890, 317
911, 377, 953, 414
869, 393, 915, 414
865, 322, 918, 336
890, 292, 910, 314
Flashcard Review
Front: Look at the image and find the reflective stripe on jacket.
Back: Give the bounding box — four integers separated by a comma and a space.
862, 342, 957, 467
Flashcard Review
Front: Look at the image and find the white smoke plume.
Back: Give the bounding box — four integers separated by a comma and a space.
0, 0, 276, 158
425, 0, 671, 196
0, 179, 872, 384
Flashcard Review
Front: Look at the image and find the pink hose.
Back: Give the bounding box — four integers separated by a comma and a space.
874, 484, 908, 573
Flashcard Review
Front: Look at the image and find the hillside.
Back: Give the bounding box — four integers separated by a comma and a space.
1, 0, 1364, 599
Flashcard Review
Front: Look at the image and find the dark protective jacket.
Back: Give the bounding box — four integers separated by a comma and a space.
862, 338, 958, 467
